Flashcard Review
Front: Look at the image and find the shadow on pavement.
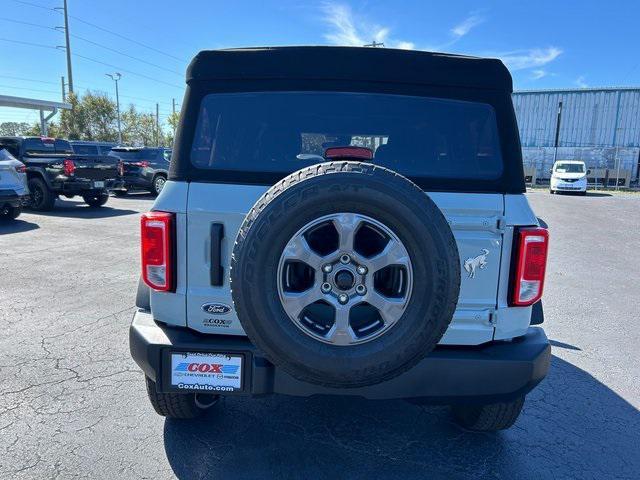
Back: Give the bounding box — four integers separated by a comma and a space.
0, 218, 40, 235
26, 199, 138, 219
163, 355, 640, 479
112, 192, 157, 201
584, 192, 613, 197
548, 339, 581, 351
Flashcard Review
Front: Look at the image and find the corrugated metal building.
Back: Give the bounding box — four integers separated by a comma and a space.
512, 87, 640, 185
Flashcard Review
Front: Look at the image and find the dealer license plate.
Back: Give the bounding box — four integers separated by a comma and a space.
170, 352, 243, 392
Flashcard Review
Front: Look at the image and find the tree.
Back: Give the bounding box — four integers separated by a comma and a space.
122, 105, 157, 146
59, 91, 118, 141
0, 122, 31, 136
2, 91, 172, 146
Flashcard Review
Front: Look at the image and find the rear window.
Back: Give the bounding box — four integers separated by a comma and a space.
109, 149, 158, 161
190, 92, 503, 180
24, 138, 73, 154
71, 144, 99, 155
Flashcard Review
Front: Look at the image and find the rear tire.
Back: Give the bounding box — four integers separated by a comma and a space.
231, 162, 460, 388
151, 174, 166, 196
27, 177, 56, 211
1, 206, 21, 220
82, 192, 109, 207
451, 396, 525, 431
144, 376, 219, 419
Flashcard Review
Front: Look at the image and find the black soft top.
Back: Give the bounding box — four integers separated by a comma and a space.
187, 46, 513, 92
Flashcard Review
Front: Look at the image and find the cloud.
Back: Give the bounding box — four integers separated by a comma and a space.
496, 47, 562, 71
451, 13, 485, 38
575, 75, 588, 88
531, 69, 547, 80
321, 3, 414, 49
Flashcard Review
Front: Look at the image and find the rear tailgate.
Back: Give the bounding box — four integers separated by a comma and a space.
180, 183, 504, 346
70, 154, 119, 181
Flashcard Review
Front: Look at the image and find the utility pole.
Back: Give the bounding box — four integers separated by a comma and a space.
62, 0, 73, 93
156, 103, 160, 147
553, 100, 563, 166
106, 73, 122, 144
61, 76, 66, 101
172, 98, 176, 143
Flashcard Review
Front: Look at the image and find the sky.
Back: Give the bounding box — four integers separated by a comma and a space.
1, 0, 639, 126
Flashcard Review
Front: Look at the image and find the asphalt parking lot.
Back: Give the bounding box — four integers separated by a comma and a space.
1, 190, 639, 480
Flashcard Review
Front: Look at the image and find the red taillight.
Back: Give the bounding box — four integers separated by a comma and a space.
510, 227, 549, 306
141, 211, 175, 292
132, 161, 149, 168
324, 147, 373, 160
14, 164, 26, 173
63, 158, 75, 176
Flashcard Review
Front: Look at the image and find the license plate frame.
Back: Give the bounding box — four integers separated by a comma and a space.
93, 181, 105, 189
161, 349, 249, 394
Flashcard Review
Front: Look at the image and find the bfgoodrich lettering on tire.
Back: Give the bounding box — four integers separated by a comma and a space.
230, 162, 460, 388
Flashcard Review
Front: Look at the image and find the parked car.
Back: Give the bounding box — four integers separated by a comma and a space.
550, 160, 589, 195
0, 136, 124, 210
0, 148, 29, 220
69, 140, 117, 156
130, 47, 551, 432
109, 147, 171, 196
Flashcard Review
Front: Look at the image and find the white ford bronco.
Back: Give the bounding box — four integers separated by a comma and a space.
130, 47, 551, 431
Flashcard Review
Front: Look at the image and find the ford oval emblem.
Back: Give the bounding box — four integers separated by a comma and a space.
201, 303, 232, 315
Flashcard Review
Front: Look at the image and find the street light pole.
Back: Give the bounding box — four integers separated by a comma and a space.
106, 73, 122, 144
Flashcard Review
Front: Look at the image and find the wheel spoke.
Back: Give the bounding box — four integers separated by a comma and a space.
281, 235, 324, 270
333, 213, 361, 252
281, 288, 323, 319
363, 290, 406, 326
366, 239, 410, 273
326, 305, 356, 345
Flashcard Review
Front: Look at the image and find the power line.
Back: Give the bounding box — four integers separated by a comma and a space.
9, 0, 54, 12
0, 37, 59, 50
0, 37, 183, 90
70, 33, 184, 76
72, 52, 184, 89
0, 74, 59, 86
0, 83, 59, 94
67, 15, 187, 63
0, 16, 56, 31
9, 0, 187, 63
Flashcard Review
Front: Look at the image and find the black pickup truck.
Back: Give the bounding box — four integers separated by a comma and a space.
0, 136, 124, 211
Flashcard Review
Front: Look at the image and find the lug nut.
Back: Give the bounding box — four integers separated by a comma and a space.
355, 284, 367, 295
322, 264, 333, 273
321, 282, 332, 293
338, 294, 349, 304
356, 265, 367, 275
340, 254, 351, 264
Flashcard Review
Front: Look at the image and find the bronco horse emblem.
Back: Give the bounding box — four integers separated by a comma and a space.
464, 249, 489, 278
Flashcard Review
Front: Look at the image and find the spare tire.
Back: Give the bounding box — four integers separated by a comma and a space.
230, 162, 460, 388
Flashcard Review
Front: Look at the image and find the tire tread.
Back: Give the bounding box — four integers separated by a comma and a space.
144, 377, 203, 419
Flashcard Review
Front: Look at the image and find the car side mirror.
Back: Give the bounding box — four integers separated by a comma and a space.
587, 169, 591, 175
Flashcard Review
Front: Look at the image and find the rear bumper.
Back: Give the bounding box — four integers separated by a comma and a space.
130, 310, 551, 404
58, 178, 124, 193
0, 189, 28, 208
121, 174, 151, 188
